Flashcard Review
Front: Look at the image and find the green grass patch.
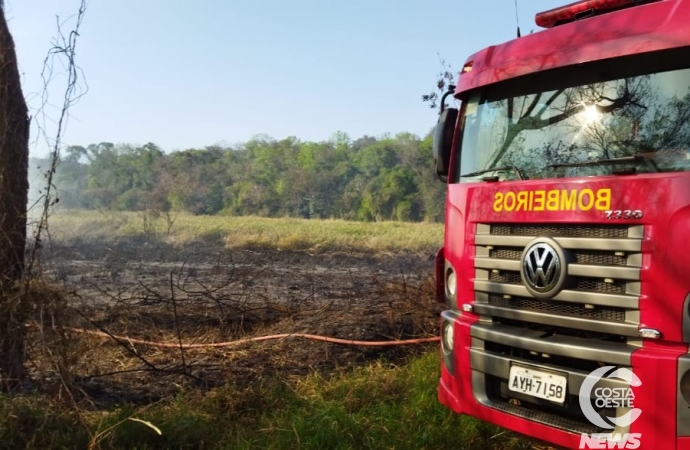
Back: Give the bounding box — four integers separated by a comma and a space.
1, 351, 531, 449
44, 210, 444, 254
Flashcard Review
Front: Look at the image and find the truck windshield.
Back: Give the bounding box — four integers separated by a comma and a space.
457, 67, 690, 181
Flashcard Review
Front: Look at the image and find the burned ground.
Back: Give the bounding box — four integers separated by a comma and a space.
29, 236, 441, 407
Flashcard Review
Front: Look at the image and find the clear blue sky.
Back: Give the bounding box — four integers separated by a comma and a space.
7, 0, 556, 156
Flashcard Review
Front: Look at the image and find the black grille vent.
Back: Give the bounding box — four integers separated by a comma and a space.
574, 250, 627, 266
576, 277, 626, 294
489, 247, 523, 259
489, 398, 602, 435
489, 271, 522, 284
490, 224, 628, 238
488, 295, 626, 322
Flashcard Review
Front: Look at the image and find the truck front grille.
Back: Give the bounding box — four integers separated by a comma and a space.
469, 222, 643, 432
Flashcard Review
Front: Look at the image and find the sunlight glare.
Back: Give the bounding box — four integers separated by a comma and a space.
582, 103, 601, 125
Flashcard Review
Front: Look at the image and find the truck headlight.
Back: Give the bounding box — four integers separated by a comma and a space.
446, 268, 457, 298
442, 322, 454, 353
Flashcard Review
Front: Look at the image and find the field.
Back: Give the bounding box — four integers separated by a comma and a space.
3, 211, 536, 449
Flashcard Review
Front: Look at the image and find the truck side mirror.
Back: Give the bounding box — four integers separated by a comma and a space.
433, 106, 458, 182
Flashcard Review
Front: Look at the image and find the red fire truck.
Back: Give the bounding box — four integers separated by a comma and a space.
432, 0, 690, 448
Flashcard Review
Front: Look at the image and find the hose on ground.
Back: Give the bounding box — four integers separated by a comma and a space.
67, 327, 441, 349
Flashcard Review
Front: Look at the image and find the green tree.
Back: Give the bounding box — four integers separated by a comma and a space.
65, 130, 450, 223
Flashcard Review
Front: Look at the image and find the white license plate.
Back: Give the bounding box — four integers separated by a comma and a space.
508, 365, 567, 404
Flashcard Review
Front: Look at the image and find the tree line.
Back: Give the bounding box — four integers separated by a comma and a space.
30, 132, 446, 222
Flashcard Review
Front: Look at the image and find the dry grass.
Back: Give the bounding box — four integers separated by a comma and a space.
45, 210, 444, 255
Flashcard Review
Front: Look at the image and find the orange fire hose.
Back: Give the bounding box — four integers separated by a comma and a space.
67, 327, 441, 349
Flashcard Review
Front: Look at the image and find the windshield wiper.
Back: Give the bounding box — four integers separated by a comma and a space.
460, 165, 525, 180
548, 154, 659, 173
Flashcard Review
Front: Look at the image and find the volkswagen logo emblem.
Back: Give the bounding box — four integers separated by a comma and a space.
521, 241, 564, 298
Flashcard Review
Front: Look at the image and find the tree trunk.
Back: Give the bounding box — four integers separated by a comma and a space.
0, 5, 30, 390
